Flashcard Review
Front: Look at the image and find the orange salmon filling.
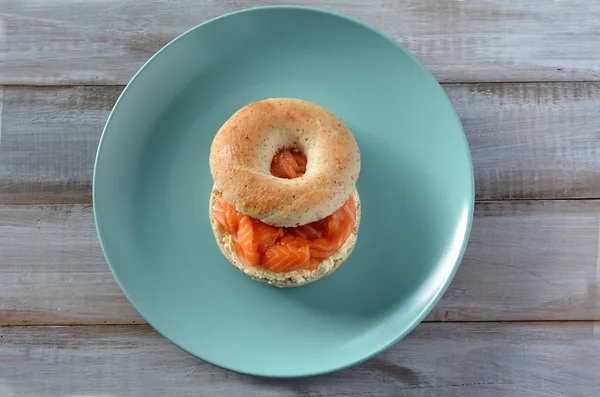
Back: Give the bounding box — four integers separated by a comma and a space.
270, 149, 307, 179
213, 149, 356, 273
213, 194, 356, 273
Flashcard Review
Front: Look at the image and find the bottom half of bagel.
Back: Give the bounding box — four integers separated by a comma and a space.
209, 186, 361, 287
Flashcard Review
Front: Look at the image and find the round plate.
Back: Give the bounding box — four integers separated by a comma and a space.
93, 6, 474, 377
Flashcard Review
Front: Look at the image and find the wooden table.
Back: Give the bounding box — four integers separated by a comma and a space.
1, 1, 599, 396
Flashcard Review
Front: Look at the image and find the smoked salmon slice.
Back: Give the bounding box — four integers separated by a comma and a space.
270, 149, 307, 179
237, 216, 260, 267
262, 244, 311, 273
288, 220, 325, 240
309, 197, 356, 258
213, 195, 244, 235
253, 221, 285, 245
253, 220, 285, 255
279, 234, 312, 249
213, 192, 355, 273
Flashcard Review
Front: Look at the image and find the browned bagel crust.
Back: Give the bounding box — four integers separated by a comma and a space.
209, 98, 360, 227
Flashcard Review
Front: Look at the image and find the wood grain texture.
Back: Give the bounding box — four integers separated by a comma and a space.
429, 200, 600, 321
0, 204, 143, 325
1, 83, 599, 204
0, 322, 598, 396
1, 200, 599, 325
449, 82, 600, 200
1, 0, 599, 85
0, 86, 121, 204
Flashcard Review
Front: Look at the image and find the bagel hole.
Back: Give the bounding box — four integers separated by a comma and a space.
270, 148, 307, 179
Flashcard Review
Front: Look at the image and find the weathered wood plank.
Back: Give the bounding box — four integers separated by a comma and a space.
0, 86, 121, 204
0, 204, 143, 325
1, 83, 599, 204
1, 200, 598, 325
428, 200, 600, 321
449, 83, 600, 200
2, 0, 599, 85
0, 322, 598, 396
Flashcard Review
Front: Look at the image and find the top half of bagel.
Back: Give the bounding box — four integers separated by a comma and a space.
209, 98, 360, 227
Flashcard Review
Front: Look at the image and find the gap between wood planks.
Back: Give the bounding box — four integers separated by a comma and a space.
1, 320, 599, 328
1, 81, 600, 89
3, 199, 600, 206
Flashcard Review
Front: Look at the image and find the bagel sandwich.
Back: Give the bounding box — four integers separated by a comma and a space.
208, 98, 361, 287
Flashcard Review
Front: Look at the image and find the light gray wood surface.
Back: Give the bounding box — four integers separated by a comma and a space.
2, 0, 600, 85
0, 86, 119, 204
449, 82, 600, 200
1, 83, 599, 204
2, 200, 599, 325
2, 1, 600, 393
0, 204, 141, 325
1, 322, 598, 397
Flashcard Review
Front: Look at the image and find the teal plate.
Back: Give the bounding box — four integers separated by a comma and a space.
93, 6, 474, 377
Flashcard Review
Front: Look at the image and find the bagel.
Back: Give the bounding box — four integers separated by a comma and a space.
209, 98, 360, 227
208, 98, 361, 287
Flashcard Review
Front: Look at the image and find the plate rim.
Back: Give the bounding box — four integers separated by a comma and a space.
93, 5, 475, 378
